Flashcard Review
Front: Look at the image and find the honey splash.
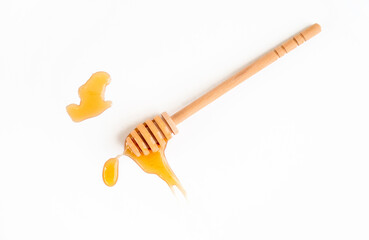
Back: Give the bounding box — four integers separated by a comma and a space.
66, 71, 112, 122
102, 142, 186, 197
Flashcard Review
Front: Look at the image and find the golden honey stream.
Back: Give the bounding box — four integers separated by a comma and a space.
102, 141, 186, 196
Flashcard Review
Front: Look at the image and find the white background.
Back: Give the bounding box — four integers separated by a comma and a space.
0, 0, 368, 239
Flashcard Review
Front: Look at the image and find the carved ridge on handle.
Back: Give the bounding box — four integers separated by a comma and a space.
170, 23, 321, 125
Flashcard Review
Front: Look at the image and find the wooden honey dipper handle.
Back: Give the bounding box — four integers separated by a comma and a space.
171, 24, 321, 125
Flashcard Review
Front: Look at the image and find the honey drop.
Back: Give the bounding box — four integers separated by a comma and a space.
102, 158, 119, 187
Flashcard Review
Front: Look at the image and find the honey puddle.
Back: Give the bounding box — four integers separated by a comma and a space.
66, 71, 112, 122
102, 141, 186, 197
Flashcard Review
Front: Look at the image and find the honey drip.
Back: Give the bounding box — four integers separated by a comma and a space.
66, 71, 112, 122
102, 142, 186, 197
124, 141, 186, 196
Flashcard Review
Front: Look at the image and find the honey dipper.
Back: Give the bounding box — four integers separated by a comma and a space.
124, 24, 321, 156
103, 24, 321, 192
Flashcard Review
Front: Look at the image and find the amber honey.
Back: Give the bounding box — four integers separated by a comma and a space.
102, 157, 119, 187
66, 71, 111, 122
123, 142, 185, 196
70, 24, 321, 198
66, 72, 184, 195
102, 141, 185, 196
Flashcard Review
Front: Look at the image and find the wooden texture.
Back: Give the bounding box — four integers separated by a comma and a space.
162, 112, 179, 135
125, 24, 321, 156
125, 114, 177, 156
171, 23, 321, 125
145, 119, 166, 147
